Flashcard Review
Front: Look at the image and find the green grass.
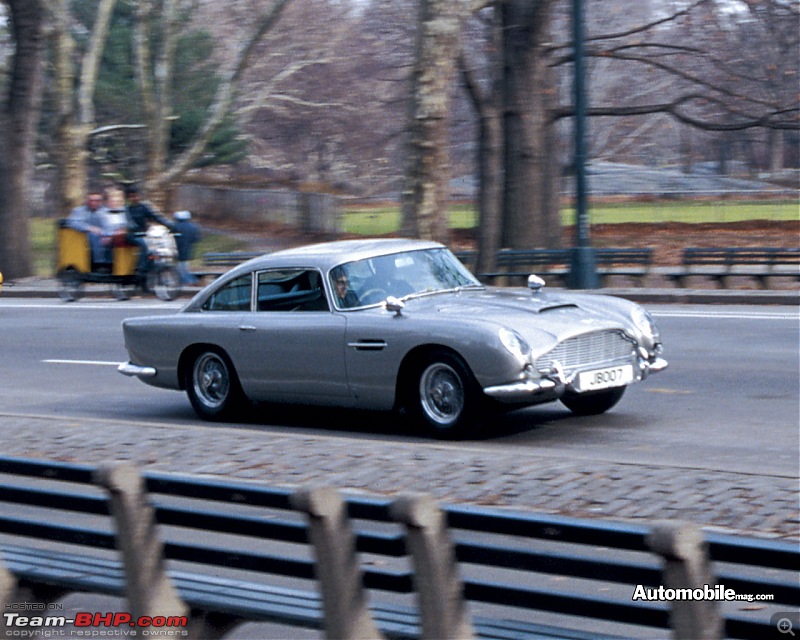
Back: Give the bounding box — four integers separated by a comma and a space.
342, 200, 797, 235
560, 200, 800, 225
342, 204, 477, 235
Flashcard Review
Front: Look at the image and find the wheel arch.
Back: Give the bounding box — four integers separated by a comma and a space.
178, 343, 236, 391
394, 343, 474, 410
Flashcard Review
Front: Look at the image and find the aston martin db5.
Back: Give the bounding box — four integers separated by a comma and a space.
119, 239, 667, 437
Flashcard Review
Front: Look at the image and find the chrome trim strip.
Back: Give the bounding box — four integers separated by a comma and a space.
118, 362, 157, 378
483, 378, 559, 402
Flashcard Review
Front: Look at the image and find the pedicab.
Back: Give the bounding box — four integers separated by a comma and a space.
55, 219, 181, 302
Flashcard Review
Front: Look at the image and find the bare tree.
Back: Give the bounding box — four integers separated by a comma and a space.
136, 0, 294, 205
50, 0, 118, 213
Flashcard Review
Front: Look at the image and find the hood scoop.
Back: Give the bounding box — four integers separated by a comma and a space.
538, 303, 579, 313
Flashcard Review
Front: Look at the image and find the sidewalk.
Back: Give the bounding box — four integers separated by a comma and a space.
3, 275, 799, 305
1, 413, 797, 542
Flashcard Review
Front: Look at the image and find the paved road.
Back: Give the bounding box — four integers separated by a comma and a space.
0, 298, 797, 541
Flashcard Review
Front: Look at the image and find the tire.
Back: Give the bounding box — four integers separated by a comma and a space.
185, 349, 245, 421
409, 350, 484, 439
150, 266, 181, 301
57, 268, 83, 302
560, 386, 626, 416
112, 283, 135, 301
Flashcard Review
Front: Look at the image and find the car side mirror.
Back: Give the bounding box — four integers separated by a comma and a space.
527, 275, 546, 292
385, 296, 405, 316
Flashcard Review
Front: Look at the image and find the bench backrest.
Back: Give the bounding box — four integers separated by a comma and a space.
684, 247, 800, 266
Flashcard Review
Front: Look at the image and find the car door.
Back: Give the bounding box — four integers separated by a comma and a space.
235, 268, 350, 402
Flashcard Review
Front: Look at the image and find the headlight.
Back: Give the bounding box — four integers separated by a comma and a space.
499, 328, 530, 362
632, 306, 659, 341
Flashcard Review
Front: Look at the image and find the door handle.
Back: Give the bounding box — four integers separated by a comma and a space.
348, 340, 387, 351
239, 325, 257, 332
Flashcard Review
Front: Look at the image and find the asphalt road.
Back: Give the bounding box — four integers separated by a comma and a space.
0, 298, 797, 477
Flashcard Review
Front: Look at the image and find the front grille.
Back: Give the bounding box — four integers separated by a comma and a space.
536, 330, 635, 375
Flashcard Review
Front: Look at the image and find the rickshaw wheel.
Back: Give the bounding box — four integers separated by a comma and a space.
57, 268, 83, 302
112, 283, 135, 301
149, 266, 181, 301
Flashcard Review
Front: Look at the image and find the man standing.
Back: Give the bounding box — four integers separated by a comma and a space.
172, 210, 202, 283
66, 189, 110, 264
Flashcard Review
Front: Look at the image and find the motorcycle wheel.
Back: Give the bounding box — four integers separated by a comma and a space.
149, 266, 181, 301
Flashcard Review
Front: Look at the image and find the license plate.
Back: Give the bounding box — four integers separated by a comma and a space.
577, 364, 634, 391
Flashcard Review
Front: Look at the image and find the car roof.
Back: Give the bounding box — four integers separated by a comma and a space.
231, 238, 445, 274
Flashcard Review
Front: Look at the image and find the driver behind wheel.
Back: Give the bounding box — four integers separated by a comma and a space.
330, 266, 359, 308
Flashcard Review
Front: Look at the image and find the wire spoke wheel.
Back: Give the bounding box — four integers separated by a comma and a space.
419, 362, 465, 427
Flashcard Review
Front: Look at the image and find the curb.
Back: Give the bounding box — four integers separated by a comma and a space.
2, 279, 798, 305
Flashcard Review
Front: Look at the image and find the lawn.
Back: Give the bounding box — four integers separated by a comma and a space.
342, 199, 798, 235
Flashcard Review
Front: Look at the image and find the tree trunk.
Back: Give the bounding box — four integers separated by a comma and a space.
0, 0, 48, 279
501, 0, 560, 250
459, 9, 503, 276
400, 0, 465, 243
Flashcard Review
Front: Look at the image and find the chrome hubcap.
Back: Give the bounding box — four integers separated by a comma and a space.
194, 353, 229, 408
420, 363, 464, 426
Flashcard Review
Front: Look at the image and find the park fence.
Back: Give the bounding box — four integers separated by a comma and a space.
172, 184, 341, 234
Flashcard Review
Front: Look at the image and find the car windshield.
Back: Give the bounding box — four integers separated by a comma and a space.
330, 248, 482, 309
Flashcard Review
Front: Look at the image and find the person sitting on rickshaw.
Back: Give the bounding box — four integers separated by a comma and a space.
66, 189, 111, 264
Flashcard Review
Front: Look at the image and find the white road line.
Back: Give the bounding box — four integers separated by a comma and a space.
43, 359, 122, 367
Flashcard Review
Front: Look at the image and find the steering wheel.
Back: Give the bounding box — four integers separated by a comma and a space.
359, 288, 388, 305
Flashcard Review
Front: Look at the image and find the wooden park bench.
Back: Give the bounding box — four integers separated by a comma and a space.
666, 247, 800, 288
1, 456, 796, 640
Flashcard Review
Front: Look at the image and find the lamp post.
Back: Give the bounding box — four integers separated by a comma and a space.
568, 0, 599, 289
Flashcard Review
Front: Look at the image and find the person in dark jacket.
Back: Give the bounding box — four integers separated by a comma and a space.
124, 185, 174, 279
173, 210, 202, 283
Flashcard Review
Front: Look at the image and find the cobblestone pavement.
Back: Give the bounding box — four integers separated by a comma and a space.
2, 413, 798, 542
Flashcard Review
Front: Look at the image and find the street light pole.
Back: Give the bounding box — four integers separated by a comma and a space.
568, 0, 599, 289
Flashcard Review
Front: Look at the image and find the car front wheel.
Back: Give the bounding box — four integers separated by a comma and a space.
560, 386, 626, 416
411, 351, 483, 439
185, 349, 244, 421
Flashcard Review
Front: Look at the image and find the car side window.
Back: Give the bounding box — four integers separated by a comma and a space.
202, 274, 252, 311
257, 269, 329, 312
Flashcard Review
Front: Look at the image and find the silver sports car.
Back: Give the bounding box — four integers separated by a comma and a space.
119, 238, 667, 437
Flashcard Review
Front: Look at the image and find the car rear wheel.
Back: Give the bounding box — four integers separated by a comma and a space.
560, 386, 626, 416
185, 349, 244, 421
411, 351, 483, 439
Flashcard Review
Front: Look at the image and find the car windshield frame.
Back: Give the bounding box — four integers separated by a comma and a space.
328, 247, 482, 311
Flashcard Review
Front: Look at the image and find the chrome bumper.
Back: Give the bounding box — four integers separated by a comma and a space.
484, 356, 668, 403
118, 361, 157, 378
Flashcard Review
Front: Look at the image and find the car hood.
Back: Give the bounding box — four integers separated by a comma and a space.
398, 287, 640, 354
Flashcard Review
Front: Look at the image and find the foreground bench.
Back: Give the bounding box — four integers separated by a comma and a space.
2, 456, 795, 639
666, 247, 800, 289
